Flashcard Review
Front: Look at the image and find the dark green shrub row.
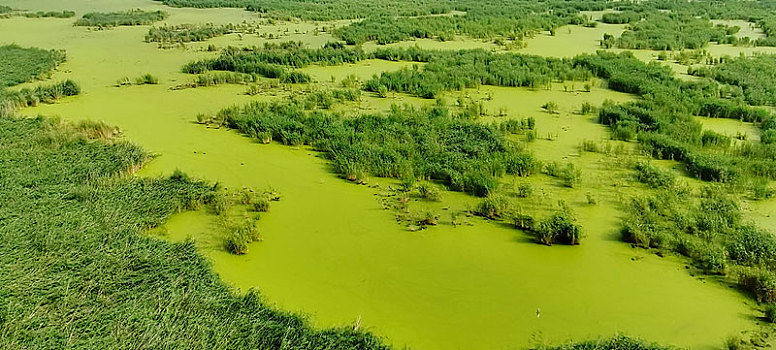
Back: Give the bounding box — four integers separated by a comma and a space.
600, 11, 644, 24
75, 9, 168, 27
365, 48, 590, 99
576, 51, 776, 184
208, 100, 535, 196
612, 13, 739, 50
146, 23, 231, 44
21, 10, 75, 18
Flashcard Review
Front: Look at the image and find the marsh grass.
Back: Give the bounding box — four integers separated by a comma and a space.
0, 114, 387, 349
533, 208, 582, 246
75, 9, 168, 27
209, 100, 535, 197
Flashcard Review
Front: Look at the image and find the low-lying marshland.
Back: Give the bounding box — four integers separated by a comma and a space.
2, 0, 776, 349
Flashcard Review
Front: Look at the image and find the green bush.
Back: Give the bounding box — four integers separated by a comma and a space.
765, 303, 776, 323
473, 194, 510, 219
75, 9, 168, 27
634, 161, 675, 188
533, 209, 582, 246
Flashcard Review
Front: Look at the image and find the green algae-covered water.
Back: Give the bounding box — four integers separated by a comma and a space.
2, 1, 770, 349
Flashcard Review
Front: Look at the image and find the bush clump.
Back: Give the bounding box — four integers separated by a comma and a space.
533, 209, 582, 246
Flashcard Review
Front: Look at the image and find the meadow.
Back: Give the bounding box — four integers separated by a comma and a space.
2, 0, 776, 349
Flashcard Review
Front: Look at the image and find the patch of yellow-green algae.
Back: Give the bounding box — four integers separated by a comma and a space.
1, 2, 766, 350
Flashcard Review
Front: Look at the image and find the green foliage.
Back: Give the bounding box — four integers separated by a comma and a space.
473, 193, 510, 219
533, 208, 582, 246
0, 80, 81, 117
691, 55, 776, 106
765, 304, 776, 323
366, 48, 590, 98
577, 51, 776, 184
516, 182, 532, 197
21, 10, 76, 18
736, 267, 776, 303
601, 11, 643, 24
223, 217, 261, 254
542, 101, 559, 114
210, 100, 534, 197
536, 335, 673, 350
146, 23, 232, 44
543, 161, 581, 188
417, 182, 442, 201
75, 9, 168, 27
0, 44, 65, 87
0, 114, 388, 349
621, 187, 776, 300
634, 161, 675, 188
136, 73, 159, 85
615, 13, 736, 50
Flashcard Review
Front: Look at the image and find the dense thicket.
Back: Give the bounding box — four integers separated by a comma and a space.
75, 9, 168, 27
146, 24, 231, 44
366, 48, 590, 98
181, 42, 368, 82
205, 100, 534, 196
184, 42, 366, 72
0, 44, 65, 87
610, 13, 737, 50
21, 10, 75, 18
689, 55, 776, 106
600, 11, 643, 24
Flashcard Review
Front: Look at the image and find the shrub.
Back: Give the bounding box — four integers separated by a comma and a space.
533, 209, 582, 246
765, 304, 776, 323
736, 267, 776, 303
223, 218, 261, 255
634, 161, 675, 188
136, 73, 159, 85
516, 182, 532, 198
417, 182, 442, 201
542, 101, 559, 114
75, 9, 168, 27
473, 194, 511, 219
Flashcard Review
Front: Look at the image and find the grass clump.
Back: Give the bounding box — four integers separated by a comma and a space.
543, 161, 581, 188
532, 208, 582, 246
223, 217, 261, 255
634, 161, 675, 188
473, 193, 511, 219
75, 9, 168, 27
417, 181, 442, 201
